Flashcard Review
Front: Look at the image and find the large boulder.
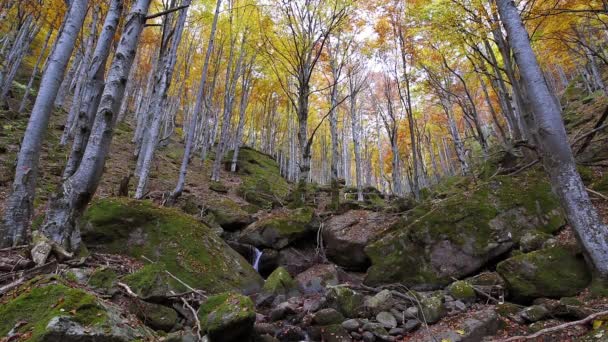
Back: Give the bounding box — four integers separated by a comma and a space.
364, 171, 565, 290
238, 207, 317, 249
263, 266, 299, 296
228, 147, 290, 209
295, 264, 340, 294
198, 292, 256, 342
323, 210, 396, 270
496, 247, 591, 301
0, 282, 150, 341
206, 197, 254, 231
81, 198, 263, 295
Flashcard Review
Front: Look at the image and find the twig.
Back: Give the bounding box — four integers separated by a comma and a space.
587, 187, 608, 201
0, 245, 28, 252
182, 297, 203, 341
117, 282, 139, 298
496, 309, 608, 341
145, 4, 189, 20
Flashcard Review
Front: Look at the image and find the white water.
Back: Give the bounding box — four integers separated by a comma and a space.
252, 247, 263, 272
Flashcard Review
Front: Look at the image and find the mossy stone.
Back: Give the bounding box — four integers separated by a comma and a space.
364, 169, 564, 290
88, 267, 117, 291
129, 299, 177, 332
420, 294, 446, 324
263, 266, 298, 296
197, 292, 256, 342
238, 207, 316, 249
326, 286, 364, 318
206, 197, 252, 231
496, 247, 591, 301
81, 198, 263, 295
447, 280, 476, 303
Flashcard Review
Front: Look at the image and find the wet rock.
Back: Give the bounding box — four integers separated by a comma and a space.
313, 308, 345, 325
447, 280, 476, 303
376, 311, 397, 329
521, 304, 550, 322
296, 264, 340, 294
323, 210, 396, 270
278, 247, 316, 275
303, 296, 326, 313
269, 302, 298, 321
263, 266, 299, 296
497, 247, 591, 301
404, 307, 418, 319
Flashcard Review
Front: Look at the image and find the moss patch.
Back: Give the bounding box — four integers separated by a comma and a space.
81, 198, 263, 295
497, 247, 591, 301
238, 207, 316, 249
197, 292, 256, 341
263, 266, 298, 295
0, 284, 107, 341
88, 267, 117, 291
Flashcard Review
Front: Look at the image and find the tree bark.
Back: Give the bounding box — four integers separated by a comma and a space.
19, 27, 54, 114
40, 0, 152, 251
497, 0, 608, 279
1, 0, 89, 248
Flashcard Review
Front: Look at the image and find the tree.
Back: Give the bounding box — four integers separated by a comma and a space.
1, 0, 89, 248
497, 0, 608, 279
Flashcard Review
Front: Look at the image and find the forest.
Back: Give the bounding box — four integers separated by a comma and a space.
1, 0, 608, 341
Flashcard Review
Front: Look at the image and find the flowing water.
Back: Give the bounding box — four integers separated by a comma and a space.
252, 247, 263, 272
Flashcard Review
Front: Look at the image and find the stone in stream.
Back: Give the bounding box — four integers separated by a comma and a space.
376, 311, 397, 329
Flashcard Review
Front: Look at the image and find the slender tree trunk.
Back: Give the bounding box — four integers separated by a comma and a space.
498, 0, 608, 279
40, 0, 152, 252
169, 0, 221, 202
0, 0, 89, 248
19, 27, 54, 114
63, 0, 123, 179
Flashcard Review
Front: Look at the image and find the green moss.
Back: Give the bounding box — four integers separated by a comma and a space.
448, 280, 476, 302
497, 247, 591, 301
239, 207, 315, 249
88, 267, 117, 290
209, 181, 229, 193
592, 173, 608, 193
577, 166, 595, 185
263, 267, 297, 295
197, 292, 255, 337
0, 284, 107, 341
229, 147, 290, 209
82, 198, 263, 295
496, 302, 522, 318
327, 286, 364, 318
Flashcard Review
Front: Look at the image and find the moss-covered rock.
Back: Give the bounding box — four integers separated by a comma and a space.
263, 266, 298, 296
81, 198, 263, 295
207, 197, 253, 231
88, 267, 117, 292
364, 170, 565, 290
326, 286, 364, 318
519, 231, 552, 253
228, 147, 290, 209
238, 207, 317, 249
447, 280, 476, 303
128, 299, 178, 332
0, 282, 149, 341
496, 247, 591, 301
198, 292, 256, 342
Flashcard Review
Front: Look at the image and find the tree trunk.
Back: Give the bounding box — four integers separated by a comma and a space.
63, 0, 123, 178
40, 0, 152, 251
19, 27, 54, 114
0, 0, 89, 248
497, 0, 608, 279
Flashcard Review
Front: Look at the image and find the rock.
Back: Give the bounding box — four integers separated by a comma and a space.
389, 327, 404, 336
128, 299, 177, 332
317, 324, 353, 342
362, 331, 376, 342
497, 247, 591, 301
206, 197, 253, 231
256, 334, 280, 342
404, 306, 419, 319
165, 329, 198, 342
313, 308, 345, 325
364, 289, 395, 315
445, 300, 467, 314
420, 294, 446, 324
430, 309, 500, 342
88, 267, 118, 293
263, 266, 298, 296
521, 304, 550, 322
364, 172, 565, 290
230, 147, 290, 209
198, 292, 256, 342
277, 325, 307, 341
295, 264, 340, 294
376, 311, 397, 329
239, 207, 317, 249
447, 280, 476, 303
82, 198, 263, 295
0, 283, 149, 341
351, 332, 362, 340
303, 296, 327, 313
278, 247, 316, 275
327, 286, 365, 318
31, 230, 53, 265
323, 210, 396, 270
403, 319, 421, 332
254, 322, 277, 336
342, 319, 360, 331
269, 301, 298, 321
520, 231, 552, 253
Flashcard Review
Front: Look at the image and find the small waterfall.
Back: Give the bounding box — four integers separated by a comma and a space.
252, 247, 263, 272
